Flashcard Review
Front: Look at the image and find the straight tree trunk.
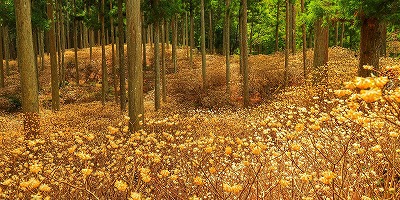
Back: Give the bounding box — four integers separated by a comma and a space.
166, 20, 170, 49
190, 9, 194, 68
291, 2, 296, 55
201, 0, 207, 89
154, 19, 161, 110
142, 15, 147, 69
101, 0, 108, 105
224, 0, 231, 94
0, 25, 3, 88
185, 12, 189, 58
380, 21, 387, 57
241, 0, 249, 107
172, 14, 178, 72
118, 0, 126, 110
161, 19, 166, 102
60, 7, 66, 85
335, 21, 339, 46
284, 0, 289, 88
288, 2, 292, 53
110, 0, 117, 103
209, 10, 214, 54
239, 8, 243, 74
15, 0, 40, 138
73, 0, 79, 85
39, 31, 45, 71
358, 17, 381, 77
47, 0, 60, 111
340, 22, 345, 47
313, 18, 329, 84
301, 0, 307, 81
275, 0, 281, 52
126, 0, 144, 132
3, 26, 10, 75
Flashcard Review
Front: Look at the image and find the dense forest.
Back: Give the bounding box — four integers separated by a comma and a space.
0, 0, 400, 199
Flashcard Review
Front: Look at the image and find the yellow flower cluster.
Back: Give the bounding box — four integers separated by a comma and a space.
319, 171, 336, 185
223, 183, 243, 194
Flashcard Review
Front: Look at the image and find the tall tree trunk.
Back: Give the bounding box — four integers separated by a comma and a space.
284, 0, 289, 88
224, 0, 231, 95
241, 0, 249, 107
313, 18, 329, 84
126, 0, 144, 132
335, 21, 339, 46
15, 0, 40, 138
110, 0, 117, 103
201, 0, 207, 89
249, 21, 253, 55
60, 7, 66, 86
0, 25, 4, 88
185, 12, 189, 58
161, 19, 166, 102
166, 20, 170, 49
154, 19, 161, 110
47, 0, 60, 111
73, 0, 79, 85
301, 0, 307, 81
239, 8, 243, 74
291, 2, 296, 55
142, 15, 147, 69
358, 17, 381, 77
190, 8, 194, 68
101, 0, 108, 105
275, 0, 281, 52
3, 26, 10, 75
209, 10, 214, 54
118, 0, 126, 110
172, 14, 178, 73
340, 22, 345, 47
380, 21, 387, 57
39, 30, 45, 71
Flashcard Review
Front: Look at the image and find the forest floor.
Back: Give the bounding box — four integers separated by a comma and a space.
0, 44, 400, 199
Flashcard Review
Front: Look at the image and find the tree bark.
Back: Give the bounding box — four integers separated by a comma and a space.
47, 0, 60, 111
275, 0, 281, 52
3, 26, 10, 75
291, 2, 296, 55
110, 0, 117, 103
358, 17, 381, 77
166, 20, 170, 49
73, 0, 79, 85
224, 0, 231, 95
380, 21, 387, 57
161, 19, 166, 102
0, 25, 3, 88
172, 14, 178, 73
60, 0, 66, 85
101, 0, 108, 105
142, 15, 147, 69
208, 10, 214, 54
39, 30, 45, 71
284, 0, 289, 88
155, 19, 161, 110
15, 0, 40, 138
340, 22, 345, 47
190, 8, 194, 68
241, 0, 249, 107
201, 0, 207, 89
126, 0, 144, 132
118, 0, 126, 110
301, 0, 307, 81
313, 18, 329, 84
335, 21, 339, 46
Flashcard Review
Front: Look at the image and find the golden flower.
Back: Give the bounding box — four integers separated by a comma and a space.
300, 173, 312, 182
225, 146, 232, 155
355, 77, 374, 89
30, 163, 42, 174
360, 88, 382, 103
334, 90, 352, 97
361, 196, 372, 200
319, 171, 336, 184
371, 144, 382, 152
374, 77, 388, 88
389, 132, 399, 137
68, 145, 77, 154
81, 168, 93, 177
169, 174, 178, 181
20, 178, 41, 190
204, 146, 213, 153
160, 169, 170, 178
295, 123, 305, 132
251, 145, 262, 155
1, 178, 12, 186
39, 184, 52, 192
291, 143, 301, 151
31, 193, 43, 200
193, 176, 204, 186
209, 167, 217, 174
279, 179, 290, 187
114, 180, 128, 191
107, 126, 119, 134
231, 184, 243, 194
223, 183, 232, 192
130, 192, 141, 200
141, 174, 151, 183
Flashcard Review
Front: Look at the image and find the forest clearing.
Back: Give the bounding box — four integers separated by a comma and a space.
1, 0, 400, 199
